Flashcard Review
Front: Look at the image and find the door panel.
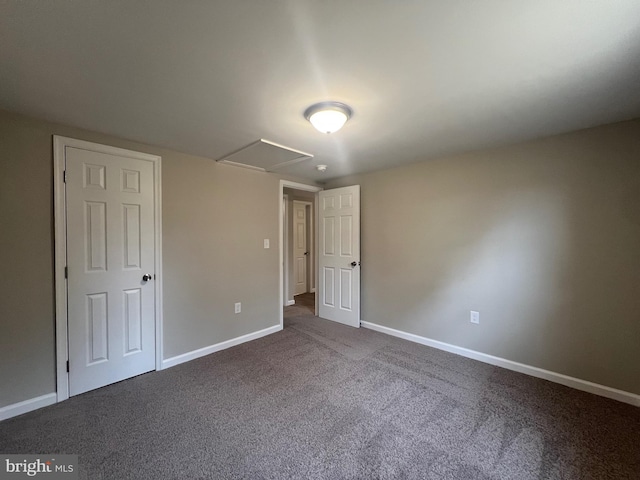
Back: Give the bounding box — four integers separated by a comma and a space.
123, 204, 141, 269
87, 293, 108, 363
66, 147, 156, 396
123, 288, 142, 355
318, 185, 360, 327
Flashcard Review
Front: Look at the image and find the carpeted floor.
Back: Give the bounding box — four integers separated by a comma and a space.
291, 292, 315, 315
1, 306, 639, 479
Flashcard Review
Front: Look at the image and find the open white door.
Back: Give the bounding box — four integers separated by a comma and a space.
61, 140, 159, 396
318, 185, 360, 327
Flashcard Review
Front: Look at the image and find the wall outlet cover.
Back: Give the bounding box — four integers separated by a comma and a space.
470, 311, 480, 324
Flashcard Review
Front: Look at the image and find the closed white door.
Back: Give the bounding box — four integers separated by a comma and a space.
318, 185, 360, 327
293, 201, 308, 295
65, 146, 157, 396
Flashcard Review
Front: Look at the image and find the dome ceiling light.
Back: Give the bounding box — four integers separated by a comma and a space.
304, 101, 352, 134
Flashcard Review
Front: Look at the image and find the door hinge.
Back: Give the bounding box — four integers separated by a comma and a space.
66, 361, 69, 373
65, 266, 68, 279
63, 170, 66, 183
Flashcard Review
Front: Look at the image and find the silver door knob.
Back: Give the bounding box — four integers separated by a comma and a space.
142, 273, 153, 282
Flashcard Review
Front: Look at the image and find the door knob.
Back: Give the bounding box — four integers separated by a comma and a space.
351, 261, 357, 267
142, 273, 153, 282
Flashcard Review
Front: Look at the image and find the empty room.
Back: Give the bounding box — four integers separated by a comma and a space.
1, 1, 639, 479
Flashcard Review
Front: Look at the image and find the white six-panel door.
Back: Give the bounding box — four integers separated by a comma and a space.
318, 185, 360, 327
65, 146, 157, 396
293, 201, 308, 295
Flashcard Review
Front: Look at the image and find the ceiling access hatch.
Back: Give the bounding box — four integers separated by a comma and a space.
216, 139, 313, 172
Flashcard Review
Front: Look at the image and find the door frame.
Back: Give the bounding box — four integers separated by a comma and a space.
304, 201, 315, 294
282, 194, 293, 306
279, 180, 322, 329
53, 136, 163, 402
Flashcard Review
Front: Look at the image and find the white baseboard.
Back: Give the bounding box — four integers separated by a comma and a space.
286, 300, 295, 306
0, 393, 57, 421
360, 321, 640, 407
310, 288, 316, 293
162, 324, 282, 369
1, 326, 283, 421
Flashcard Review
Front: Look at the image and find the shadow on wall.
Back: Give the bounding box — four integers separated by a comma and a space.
401, 189, 570, 357
358, 127, 640, 394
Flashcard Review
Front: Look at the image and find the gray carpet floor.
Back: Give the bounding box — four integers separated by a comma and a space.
1, 304, 639, 479
292, 291, 315, 315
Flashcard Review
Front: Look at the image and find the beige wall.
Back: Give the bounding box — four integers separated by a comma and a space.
327, 119, 640, 395
2, 107, 639, 407
0, 109, 317, 407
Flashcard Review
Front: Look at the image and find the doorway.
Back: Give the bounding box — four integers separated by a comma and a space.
278, 180, 362, 330
279, 181, 321, 329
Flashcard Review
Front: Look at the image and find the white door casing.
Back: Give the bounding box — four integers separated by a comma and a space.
293, 201, 308, 295
318, 185, 361, 327
54, 136, 162, 400
282, 195, 290, 306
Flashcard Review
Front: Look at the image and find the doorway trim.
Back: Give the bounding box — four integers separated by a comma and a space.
282, 194, 293, 306
53, 136, 164, 402
279, 180, 322, 329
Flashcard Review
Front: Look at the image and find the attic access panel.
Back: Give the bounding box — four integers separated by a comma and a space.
216, 139, 313, 172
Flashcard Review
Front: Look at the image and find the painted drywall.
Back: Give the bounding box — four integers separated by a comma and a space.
327, 119, 640, 395
0, 109, 317, 408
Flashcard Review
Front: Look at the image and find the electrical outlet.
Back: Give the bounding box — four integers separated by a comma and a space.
470, 311, 480, 324
235, 302, 241, 314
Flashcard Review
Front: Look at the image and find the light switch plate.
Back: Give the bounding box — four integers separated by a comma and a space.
263, 239, 269, 249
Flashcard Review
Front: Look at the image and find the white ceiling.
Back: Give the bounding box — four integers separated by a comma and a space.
2, 1, 639, 182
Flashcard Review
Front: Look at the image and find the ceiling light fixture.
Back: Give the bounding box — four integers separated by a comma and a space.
304, 102, 352, 134
316, 164, 327, 172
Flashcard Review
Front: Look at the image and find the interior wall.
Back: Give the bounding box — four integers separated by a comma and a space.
326, 118, 640, 395
0, 109, 317, 408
